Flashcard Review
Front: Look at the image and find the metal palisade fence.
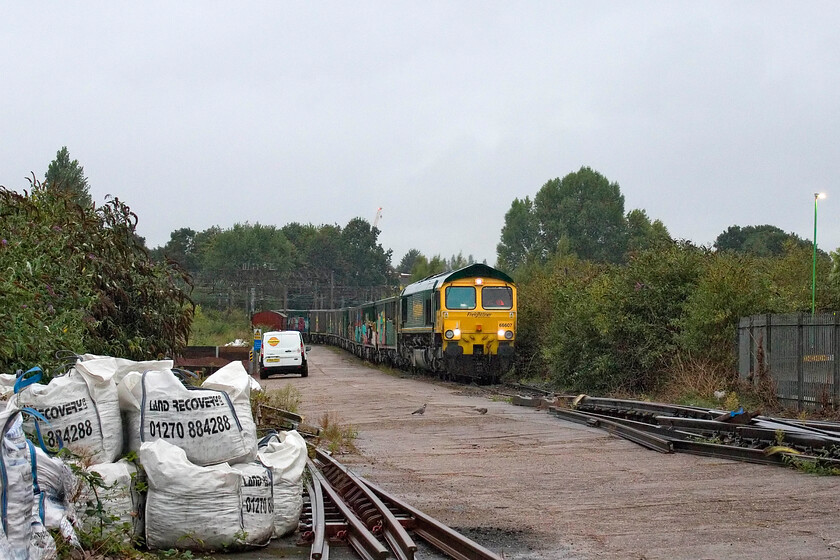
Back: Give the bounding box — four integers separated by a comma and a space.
739, 313, 840, 411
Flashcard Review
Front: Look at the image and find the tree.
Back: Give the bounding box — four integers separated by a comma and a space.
282, 222, 319, 268
152, 227, 200, 273
397, 249, 422, 274
339, 218, 393, 287
409, 254, 447, 282
496, 196, 540, 272
677, 252, 768, 368
626, 209, 672, 254
44, 146, 92, 207
714, 225, 810, 257
533, 167, 628, 263
201, 223, 293, 275
0, 177, 192, 375
447, 252, 474, 271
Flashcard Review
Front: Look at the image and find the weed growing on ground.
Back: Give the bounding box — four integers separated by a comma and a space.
252, 384, 302, 414
656, 355, 733, 408
317, 412, 358, 454
783, 455, 840, 476
723, 391, 740, 412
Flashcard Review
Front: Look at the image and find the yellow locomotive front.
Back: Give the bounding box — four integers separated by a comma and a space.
438, 268, 516, 382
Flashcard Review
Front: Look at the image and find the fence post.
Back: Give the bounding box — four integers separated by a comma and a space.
797, 313, 804, 413
834, 313, 840, 407
765, 313, 772, 378
747, 315, 754, 382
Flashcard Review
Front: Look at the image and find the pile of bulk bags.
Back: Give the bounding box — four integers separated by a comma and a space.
1, 357, 308, 557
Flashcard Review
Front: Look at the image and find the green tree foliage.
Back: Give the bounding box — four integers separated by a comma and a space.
763, 241, 833, 312
397, 249, 422, 274
677, 253, 768, 368
408, 254, 447, 282
201, 222, 294, 275
533, 166, 628, 264
626, 209, 672, 254
340, 217, 393, 286
447, 252, 474, 271
829, 249, 840, 310
496, 196, 540, 272
714, 224, 810, 257
515, 255, 603, 384
0, 178, 193, 376
307, 224, 344, 281
152, 218, 398, 310
516, 234, 839, 394
44, 146, 93, 207
150, 227, 200, 273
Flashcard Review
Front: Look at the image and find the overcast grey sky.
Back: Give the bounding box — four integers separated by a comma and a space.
2, 2, 839, 265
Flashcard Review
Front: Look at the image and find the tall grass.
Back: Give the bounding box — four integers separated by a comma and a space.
188, 305, 252, 346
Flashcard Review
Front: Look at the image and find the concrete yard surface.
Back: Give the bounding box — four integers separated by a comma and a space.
257, 345, 840, 560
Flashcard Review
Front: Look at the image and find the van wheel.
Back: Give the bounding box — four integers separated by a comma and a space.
301, 363, 309, 378
259, 369, 268, 380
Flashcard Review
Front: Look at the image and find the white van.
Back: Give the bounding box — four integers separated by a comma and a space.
259, 330, 311, 379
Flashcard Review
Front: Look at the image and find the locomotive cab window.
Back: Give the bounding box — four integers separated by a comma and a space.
482, 286, 512, 309
445, 286, 476, 310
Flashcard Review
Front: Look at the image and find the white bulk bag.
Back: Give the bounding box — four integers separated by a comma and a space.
15, 364, 122, 463
120, 369, 252, 466
202, 361, 258, 463
231, 462, 274, 546
0, 402, 57, 560
0, 374, 16, 401
141, 440, 243, 551
258, 430, 307, 537
74, 458, 143, 542
77, 355, 173, 386
29, 444, 76, 534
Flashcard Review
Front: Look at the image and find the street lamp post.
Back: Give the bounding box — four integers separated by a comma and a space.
812, 192, 827, 315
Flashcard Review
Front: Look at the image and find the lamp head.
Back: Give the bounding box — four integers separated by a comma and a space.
815, 192, 827, 200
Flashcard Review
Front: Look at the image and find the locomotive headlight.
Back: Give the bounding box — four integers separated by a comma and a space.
453, 328, 461, 338
497, 329, 506, 338
505, 330, 514, 339
445, 329, 454, 339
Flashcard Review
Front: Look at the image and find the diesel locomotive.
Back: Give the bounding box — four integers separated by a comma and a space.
300, 263, 516, 384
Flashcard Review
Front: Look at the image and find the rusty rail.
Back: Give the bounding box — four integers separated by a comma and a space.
304, 448, 504, 560
302, 478, 328, 560
357, 474, 504, 560
307, 459, 389, 560
314, 448, 417, 560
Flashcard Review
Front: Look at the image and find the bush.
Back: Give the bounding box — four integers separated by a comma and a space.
0, 178, 193, 377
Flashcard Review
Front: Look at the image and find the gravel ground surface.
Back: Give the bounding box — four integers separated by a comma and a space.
255, 345, 840, 560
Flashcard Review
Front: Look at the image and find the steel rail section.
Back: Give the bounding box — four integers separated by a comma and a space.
654, 416, 746, 433
669, 440, 792, 466
791, 419, 840, 434
572, 396, 716, 419
549, 407, 674, 453
735, 426, 840, 450
752, 416, 840, 442
307, 460, 389, 560
357, 474, 505, 560
315, 448, 417, 560
304, 478, 329, 560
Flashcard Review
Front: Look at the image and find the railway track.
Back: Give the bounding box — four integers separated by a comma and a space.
300, 447, 503, 560
514, 394, 840, 471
